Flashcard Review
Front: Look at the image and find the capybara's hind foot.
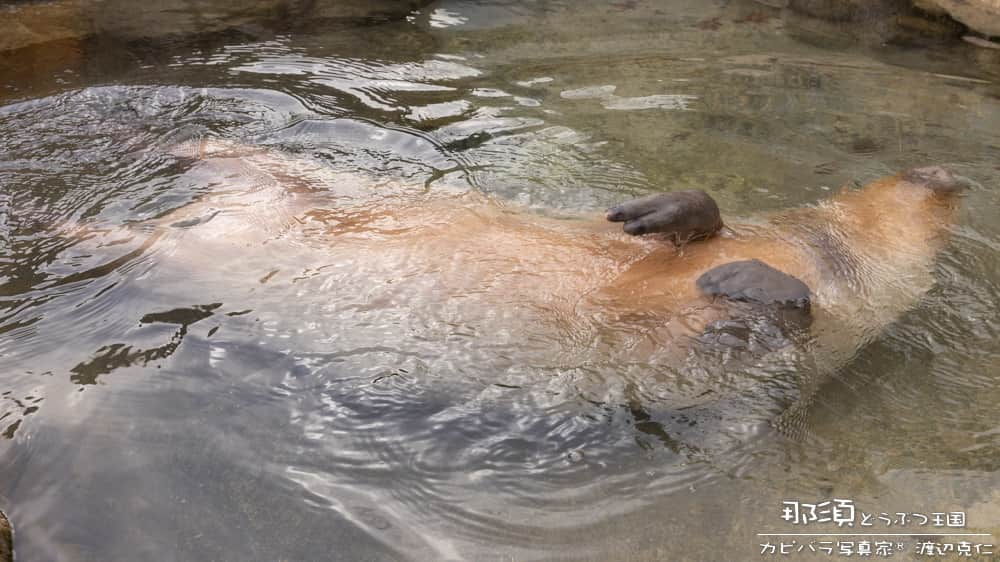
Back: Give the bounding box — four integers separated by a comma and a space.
695, 259, 813, 353
606, 189, 723, 244
697, 259, 811, 310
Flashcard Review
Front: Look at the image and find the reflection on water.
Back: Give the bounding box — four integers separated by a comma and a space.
0, 0, 998, 560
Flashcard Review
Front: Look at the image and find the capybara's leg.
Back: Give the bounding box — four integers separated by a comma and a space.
694, 259, 813, 353
695, 259, 811, 310
605, 189, 723, 243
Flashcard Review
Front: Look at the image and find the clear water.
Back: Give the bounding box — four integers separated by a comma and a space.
1, 1, 999, 560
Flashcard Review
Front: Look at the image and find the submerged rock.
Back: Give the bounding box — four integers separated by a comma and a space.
0, 510, 10, 562
0, 0, 431, 52
82, 0, 430, 41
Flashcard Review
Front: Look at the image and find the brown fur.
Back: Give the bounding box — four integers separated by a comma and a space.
139, 140, 960, 367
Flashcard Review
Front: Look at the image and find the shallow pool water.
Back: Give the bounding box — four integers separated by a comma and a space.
1, 1, 999, 560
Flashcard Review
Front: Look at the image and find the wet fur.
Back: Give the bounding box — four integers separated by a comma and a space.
100, 140, 961, 421
148, 141, 961, 353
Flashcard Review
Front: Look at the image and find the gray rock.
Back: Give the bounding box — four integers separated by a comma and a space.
915, 0, 1000, 37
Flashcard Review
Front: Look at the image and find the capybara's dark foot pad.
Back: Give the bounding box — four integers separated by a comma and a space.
696, 260, 812, 353
606, 189, 723, 243
696, 259, 811, 310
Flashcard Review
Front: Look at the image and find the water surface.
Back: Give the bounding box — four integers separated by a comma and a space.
1, 1, 999, 560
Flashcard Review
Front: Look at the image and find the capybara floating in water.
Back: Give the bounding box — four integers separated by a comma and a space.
69, 139, 966, 443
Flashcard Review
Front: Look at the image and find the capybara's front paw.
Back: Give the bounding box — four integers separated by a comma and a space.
606, 189, 723, 243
